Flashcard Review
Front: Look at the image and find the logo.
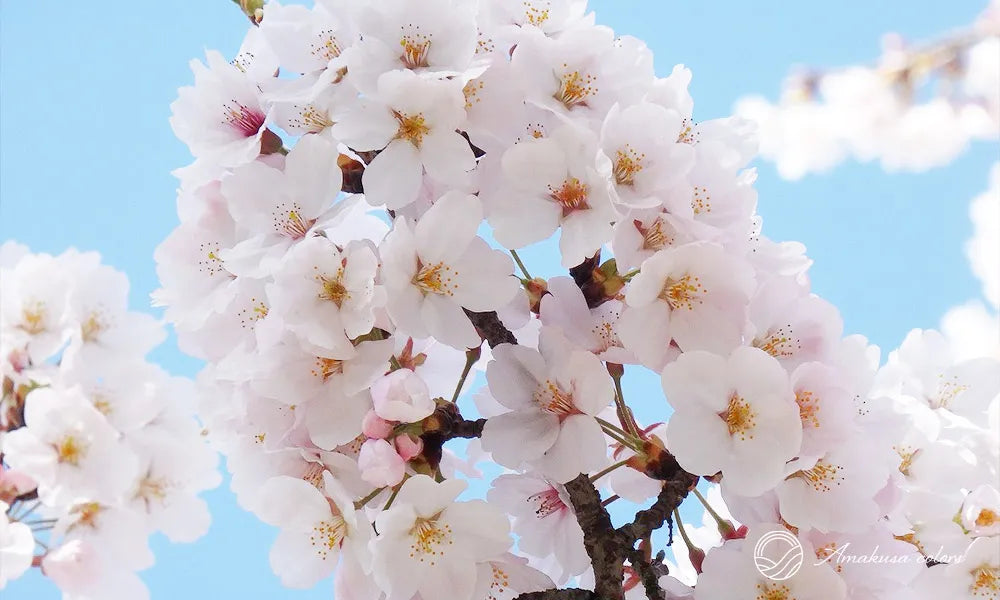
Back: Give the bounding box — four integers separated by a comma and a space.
753, 530, 803, 581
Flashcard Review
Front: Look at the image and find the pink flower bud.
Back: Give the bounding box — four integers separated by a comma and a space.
42, 540, 100, 592
358, 439, 406, 488
371, 369, 435, 424
394, 433, 424, 461
362, 410, 394, 440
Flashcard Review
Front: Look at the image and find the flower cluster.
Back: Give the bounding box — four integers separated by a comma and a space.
736, 1, 1000, 179
158, 0, 1000, 599
0, 243, 220, 599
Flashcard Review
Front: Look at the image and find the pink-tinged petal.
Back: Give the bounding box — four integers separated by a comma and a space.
421, 293, 481, 349
255, 476, 331, 530
671, 304, 745, 354
665, 410, 730, 477
486, 345, 547, 409
489, 195, 561, 250
362, 141, 423, 209
305, 391, 370, 449
331, 100, 398, 151
285, 135, 343, 215
481, 410, 560, 469
501, 137, 567, 192
444, 500, 512, 558
568, 352, 615, 416
416, 192, 482, 264
269, 528, 337, 589
452, 239, 519, 311
535, 415, 609, 483
661, 351, 731, 412
617, 303, 672, 370
421, 131, 476, 183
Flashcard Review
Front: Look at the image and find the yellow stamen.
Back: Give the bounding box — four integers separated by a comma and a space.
721, 394, 756, 441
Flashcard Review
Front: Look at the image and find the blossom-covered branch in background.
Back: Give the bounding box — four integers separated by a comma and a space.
0, 243, 220, 599
736, 1, 999, 179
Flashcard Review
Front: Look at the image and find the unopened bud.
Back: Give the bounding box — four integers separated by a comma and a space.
394, 433, 424, 461
523, 277, 549, 313
362, 410, 393, 440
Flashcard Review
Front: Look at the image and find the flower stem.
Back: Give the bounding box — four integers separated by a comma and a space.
450, 348, 480, 403
609, 364, 640, 437
692, 488, 726, 527
590, 459, 630, 482
355, 486, 386, 510
382, 475, 410, 511
596, 417, 644, 453
510, 249, 532, 280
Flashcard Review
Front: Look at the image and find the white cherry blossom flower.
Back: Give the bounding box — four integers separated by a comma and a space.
481, 328, 613, 482
371, 475, 511, 600
661, 347, 802, 497
618, 242, 754, 368
380, 192, 519, 349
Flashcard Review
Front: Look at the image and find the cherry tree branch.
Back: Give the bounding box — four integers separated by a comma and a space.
563, 473, 627, 600
516, 591, 599, 600
464, 309, 518, 347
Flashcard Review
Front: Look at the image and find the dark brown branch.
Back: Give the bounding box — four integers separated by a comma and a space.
618, 473, 696, 543
516, 591, 599, 600
563, 474, 626, 600
625, 548, 665, 600
464, 309, 518, 347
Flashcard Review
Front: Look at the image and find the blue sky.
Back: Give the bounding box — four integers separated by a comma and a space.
1, 1, 995, 598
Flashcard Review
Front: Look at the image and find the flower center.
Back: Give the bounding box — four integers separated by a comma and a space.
55, 434, 88, 466
274, 206, 316, 239
527, 487, 566, 518
312, 357, 345, 382
613, 145, 645, 186
413, 260, 457, 297
92, 393, 113, 416
533, 380, 579, 418
238, 297, 269, 329
976, 509, 999, 528
692, 186, 711, 215
524, 2, 551, 26
678, 118, 699, 144
635, 218, 671, 251
795, 389, 821, 429
136, 475, 171, 508
970, 565, 999, 598
894, 445, 919, 476
316, 264, 350, 307
20, 302, 47, 334
310, 516, 348, 560
223, 101, 266, 137
311, 30, 342, 61
755, 582, 794, 600
409, 515, 453, 565
933, 374, 969, 409
720, 394, 756, 441
658, 275, 705, 311
548, 177, 590, 216
554, 69, 597, 109
292, 104, 334, 133
393, 110, 431, 147
302, 463, 328, 490
70, 502, 102, 531
400, 28, 431, 69
80, 311, 105, 342
791, 460, 843, 493
198, 243, 227, 277
753, 325, 800, 358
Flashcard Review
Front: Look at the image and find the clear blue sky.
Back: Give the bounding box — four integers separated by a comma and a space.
1, 1, 995, 598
